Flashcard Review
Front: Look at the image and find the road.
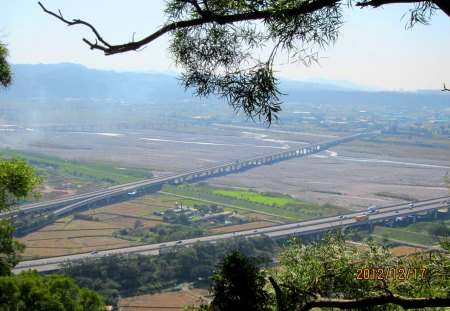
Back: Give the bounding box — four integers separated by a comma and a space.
13, 195, 449, 273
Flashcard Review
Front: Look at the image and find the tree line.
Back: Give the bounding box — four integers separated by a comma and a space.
60, 235, 277, 305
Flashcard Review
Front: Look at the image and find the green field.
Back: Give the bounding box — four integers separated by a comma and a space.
0, 149, 153, 185
212, 189, 297, 206
372, 227, 437, 246
162, 183, 348, 222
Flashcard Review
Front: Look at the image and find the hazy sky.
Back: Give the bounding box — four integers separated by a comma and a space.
1, 1, 449, 90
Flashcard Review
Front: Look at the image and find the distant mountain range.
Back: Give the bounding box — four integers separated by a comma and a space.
2, 63, 448, 108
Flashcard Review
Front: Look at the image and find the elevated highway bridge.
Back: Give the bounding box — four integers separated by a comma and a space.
13, 196, 449, 273
3, 132, 371, 220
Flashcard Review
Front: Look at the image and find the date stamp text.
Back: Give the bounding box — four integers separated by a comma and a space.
356, 268, 426, 281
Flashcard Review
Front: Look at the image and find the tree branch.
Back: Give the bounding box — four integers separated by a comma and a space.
38, 0, 340, 55
37, 2, 111, 51
355, 0, 424, 8
269, 276, 286, 311
299, 295, 450, 311
355, 0, 450, 18
443, 83, 450, 92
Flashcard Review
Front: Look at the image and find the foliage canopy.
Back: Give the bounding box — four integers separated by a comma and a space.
190, 230, 450, 310
0, 271, 105, 311
40, 0, 450, 124
0, 42, 13, 89
0, 156, 43, 275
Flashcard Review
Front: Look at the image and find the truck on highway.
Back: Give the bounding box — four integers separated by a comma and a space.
355, 214, 369, 221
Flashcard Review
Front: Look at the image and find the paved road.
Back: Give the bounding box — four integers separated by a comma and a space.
13, 196, 449, 274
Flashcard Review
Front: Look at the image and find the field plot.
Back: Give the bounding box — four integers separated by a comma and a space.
82, 213, 118, 221
39, 222, 67, 231
63, 219, 120, 230
22, 237, 135, 258
210, 221, 277, 233
372, 226, 436, 245
119, 288, 209, 311
390, 246, 426, 257
212, 189, 296, 206
91, 202, 155, 218
134, 195, 177, 209
101, 216, 163, 228
19, 229, 136, 258
241, 212, 281, 221
20, 228, 118, 240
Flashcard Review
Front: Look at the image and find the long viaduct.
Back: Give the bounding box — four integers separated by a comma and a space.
4, 132, 371, 220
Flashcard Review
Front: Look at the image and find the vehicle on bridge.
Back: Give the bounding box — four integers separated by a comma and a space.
368, 206, 379, 214
355, 214, 369, 221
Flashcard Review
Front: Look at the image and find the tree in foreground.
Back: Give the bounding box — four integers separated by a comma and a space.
209, 251, 271, 311
191, 231, 450, 310
39, 0, 450, 124
0, 41, 13, 89
0, 156, 44, 275
0, 271, 105, 311
272, 232, 450, 310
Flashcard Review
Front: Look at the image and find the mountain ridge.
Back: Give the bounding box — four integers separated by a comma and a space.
2, 63, 448, 109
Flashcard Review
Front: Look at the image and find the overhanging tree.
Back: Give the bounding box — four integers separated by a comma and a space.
39, 0, 449, 124
0, 156, 44, 275
0, 41, 13, 89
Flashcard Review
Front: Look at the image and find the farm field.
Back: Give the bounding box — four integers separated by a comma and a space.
0, 149, 153, 184
372, 226, 437, 246
162, 183, 349, 221
20, 232, 136, 258
84, 202, 163, 219
0, 148, 154, 201
119, 287, 209, 311
389, 246, 426, 257
210, 221, 278, 233
18, 199, 170, 258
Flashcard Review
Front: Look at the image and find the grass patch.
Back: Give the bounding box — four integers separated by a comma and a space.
0, 149, 152, 185
372, 226, 437, 246
212, 189, 296, 206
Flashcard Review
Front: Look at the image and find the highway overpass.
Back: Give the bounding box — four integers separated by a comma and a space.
13, 195, 449, 273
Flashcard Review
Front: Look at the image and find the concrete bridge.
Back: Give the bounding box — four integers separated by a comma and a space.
5, 132, 372, 221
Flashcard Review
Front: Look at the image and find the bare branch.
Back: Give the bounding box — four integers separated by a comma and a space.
299, 295, 450, 311
37, 1, 111, 51
38, 0, 340, 55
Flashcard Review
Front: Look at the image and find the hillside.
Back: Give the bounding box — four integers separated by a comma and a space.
2, 63, 448, 110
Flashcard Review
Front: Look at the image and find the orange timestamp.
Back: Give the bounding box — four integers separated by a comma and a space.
355, 267, 426, 281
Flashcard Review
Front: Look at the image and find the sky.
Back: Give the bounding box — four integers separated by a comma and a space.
1, 1, 449, 91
